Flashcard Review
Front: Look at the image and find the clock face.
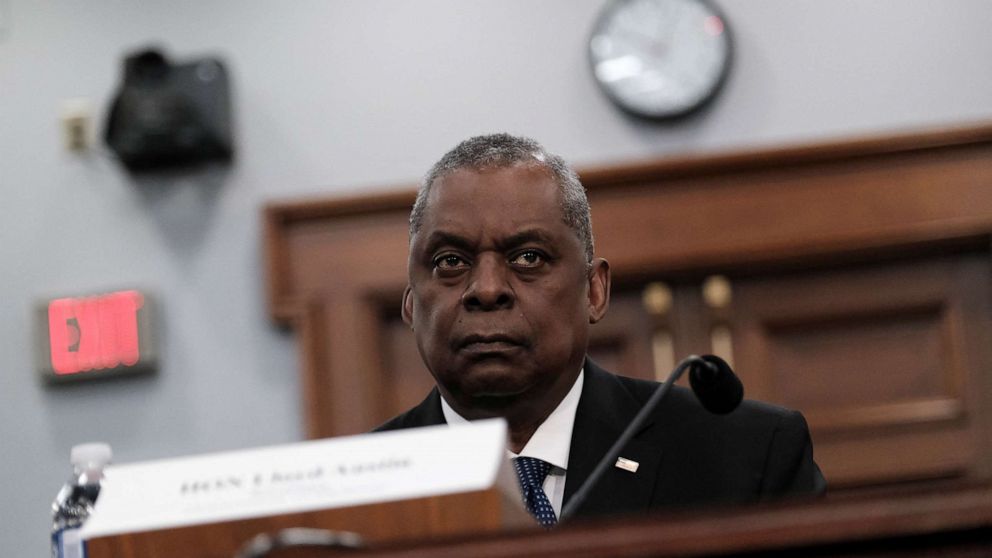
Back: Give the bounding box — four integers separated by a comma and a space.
589, 0, 732, 119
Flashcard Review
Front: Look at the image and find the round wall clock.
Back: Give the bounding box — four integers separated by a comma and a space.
589, 0, 732, 120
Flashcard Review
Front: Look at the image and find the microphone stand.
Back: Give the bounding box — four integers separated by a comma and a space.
559, 355, 704, 522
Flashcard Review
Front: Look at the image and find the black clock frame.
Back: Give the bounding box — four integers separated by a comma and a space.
587, 0, 735, 121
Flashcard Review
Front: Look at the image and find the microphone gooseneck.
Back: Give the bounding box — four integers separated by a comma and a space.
559, 354, 743, 522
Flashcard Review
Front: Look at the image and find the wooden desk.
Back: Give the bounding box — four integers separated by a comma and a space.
347, 484, 992, 558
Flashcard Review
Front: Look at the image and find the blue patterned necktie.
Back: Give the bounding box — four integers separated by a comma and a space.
512, 456, 558, 528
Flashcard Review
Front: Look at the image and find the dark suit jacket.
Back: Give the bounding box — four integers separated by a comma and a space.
375, 359, 826, 518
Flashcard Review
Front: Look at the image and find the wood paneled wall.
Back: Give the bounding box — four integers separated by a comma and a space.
264, 123, 992, 491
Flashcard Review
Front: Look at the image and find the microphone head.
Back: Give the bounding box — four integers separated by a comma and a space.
688, 355, 743, 415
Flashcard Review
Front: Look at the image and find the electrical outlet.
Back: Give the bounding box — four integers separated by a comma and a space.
60, 99, 92, 151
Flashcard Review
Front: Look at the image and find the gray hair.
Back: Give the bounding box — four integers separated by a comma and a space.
410, 133, 594, 262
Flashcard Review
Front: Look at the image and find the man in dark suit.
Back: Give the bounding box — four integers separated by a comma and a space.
377, 133, 825, 523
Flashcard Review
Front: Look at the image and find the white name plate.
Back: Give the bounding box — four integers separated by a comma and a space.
81, 419, 508, 539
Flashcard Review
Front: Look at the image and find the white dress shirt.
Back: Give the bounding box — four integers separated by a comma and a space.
440, 369, 584, 517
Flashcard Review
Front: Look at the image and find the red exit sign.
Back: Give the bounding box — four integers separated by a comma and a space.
37, 290, 157, 382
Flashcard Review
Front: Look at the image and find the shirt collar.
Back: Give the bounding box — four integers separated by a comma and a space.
440, 368, 584, 472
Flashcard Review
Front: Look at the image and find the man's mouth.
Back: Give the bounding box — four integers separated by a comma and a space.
456, 334, 527, 353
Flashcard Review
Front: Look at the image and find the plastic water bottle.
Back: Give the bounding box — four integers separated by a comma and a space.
51, 443, 112, 558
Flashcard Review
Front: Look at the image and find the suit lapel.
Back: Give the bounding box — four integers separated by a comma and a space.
563, 361, 665, 518
410, 388, 446, 426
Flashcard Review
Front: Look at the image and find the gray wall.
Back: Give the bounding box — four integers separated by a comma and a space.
2, 0, 991, 553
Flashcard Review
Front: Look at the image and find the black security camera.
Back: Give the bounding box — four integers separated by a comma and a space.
105, 47, 234, 172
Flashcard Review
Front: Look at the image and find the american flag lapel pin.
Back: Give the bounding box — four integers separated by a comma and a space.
615, 457, 639, 473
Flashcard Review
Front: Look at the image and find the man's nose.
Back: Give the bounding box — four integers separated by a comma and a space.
462, 254, 514, 311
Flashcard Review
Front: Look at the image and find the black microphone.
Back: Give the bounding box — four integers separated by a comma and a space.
689, 354, 743, 415
559, 355, 743, 521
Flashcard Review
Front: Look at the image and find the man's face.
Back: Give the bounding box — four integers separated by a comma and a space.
403, 163, 610, 418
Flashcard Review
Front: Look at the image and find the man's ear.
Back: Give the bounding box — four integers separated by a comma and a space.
401, 285, 414, 327
587, 258, 611, 324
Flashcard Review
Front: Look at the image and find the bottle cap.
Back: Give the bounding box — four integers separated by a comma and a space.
70, 443, 113, 469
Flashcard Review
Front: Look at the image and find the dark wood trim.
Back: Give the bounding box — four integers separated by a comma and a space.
578, 121, 992, 186
295, 300, 330, 439
264, 122, 992, 321
262, 205, 294, 325
264, 122, 992, 324
806, 398, 964, 433
263, 122, 992, 451
267, 188, 417, 224
263, 121, 992, 226
353, 484, 992, 558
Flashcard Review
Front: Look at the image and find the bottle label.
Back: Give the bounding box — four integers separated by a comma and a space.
53, 527, 86, 558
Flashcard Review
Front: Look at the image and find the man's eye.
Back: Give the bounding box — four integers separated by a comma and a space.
509, 250, 545, 268
433, 254, 468, 270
